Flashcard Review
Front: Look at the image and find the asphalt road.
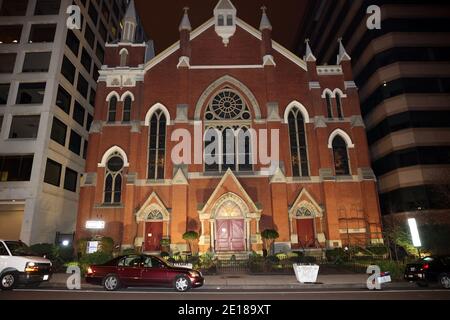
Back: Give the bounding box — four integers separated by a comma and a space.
1, 287, 450, 300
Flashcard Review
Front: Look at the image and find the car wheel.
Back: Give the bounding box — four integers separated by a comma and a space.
174, 275, 191, 292
0, 272, 17, 291
439, 274, 450, 289
103, 274, 121, 291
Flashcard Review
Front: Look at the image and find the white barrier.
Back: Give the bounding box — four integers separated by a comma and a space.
293, 264, 320, 283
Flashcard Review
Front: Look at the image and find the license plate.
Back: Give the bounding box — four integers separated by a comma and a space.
410, 267, 416, 271
43, 275, 49, 281
408, 275, 414, 278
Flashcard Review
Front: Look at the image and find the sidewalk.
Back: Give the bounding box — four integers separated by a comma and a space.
46, 273, 416, 290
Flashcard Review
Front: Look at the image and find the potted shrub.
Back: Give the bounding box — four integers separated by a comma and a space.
182, 231, 199, 255
261, 229, 279, 256
160, 237, 171, 253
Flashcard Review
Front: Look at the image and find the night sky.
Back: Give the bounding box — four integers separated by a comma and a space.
135, 0, 310, 54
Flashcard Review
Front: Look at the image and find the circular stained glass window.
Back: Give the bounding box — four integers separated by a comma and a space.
107, 156, 124, 172
206, 90, 251, 120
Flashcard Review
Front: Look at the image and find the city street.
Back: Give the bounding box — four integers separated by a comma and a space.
2, 287, 450, 300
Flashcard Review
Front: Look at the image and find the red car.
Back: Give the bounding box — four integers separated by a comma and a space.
85, 254, 204, 292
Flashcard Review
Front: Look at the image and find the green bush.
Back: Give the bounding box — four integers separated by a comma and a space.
326, 248, 345, 262
78, 251, 113, 274
366, 245, 389, 256
267, 255, 280, 263
160, 252, 170, 259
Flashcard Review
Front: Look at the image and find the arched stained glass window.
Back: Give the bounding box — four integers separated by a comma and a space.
148, 110, 166, 180
288, 108, 309, 177
108, 96, 117, 122
332, 135, 350, 176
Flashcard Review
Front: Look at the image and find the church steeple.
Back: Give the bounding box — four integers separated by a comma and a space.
214, 0, 237, 46
337, 38, 351, 64
179, 6, 192, 32
178, 7, 191, 68
259, 5, 272, 31
121, 0, 137, 43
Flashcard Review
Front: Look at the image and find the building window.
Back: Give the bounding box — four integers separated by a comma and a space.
66, 30, 80, 56
44, 158, 61, 187
0, 53, 17, 73
88, 1, 98, 25
50, 117, 67, 146
9, 115, 40, 139
120, 49, 128, 67
148, 110, 166, 180
16, 82, 46, 104
0, 155, 34, 182
69, 130, 82, 155
73, 101, 85, 127
336, 93, 344, 119
0, 25, 22, 44
332, 136, 350, 176
325, 93, 333, 118
0, 84, 10, 104
22, 52, 51, 73
288, 108, 309, 177
83, 140, 88, 160
64, 168, 78, 192
107, 96, 117, 122
89, 88, 96, 106
84, 24, 95, 49
218, 15, 224, 26
56, 85, 71, 114
0, 0, 28, 16
34, 0, 60, 15
104, 154, 123, 204
81, 48, 92, 73
227, 15, 233, 26
86, 113, 93, 131
61, 56, 76, 84
205, 90, 251, 121
77, 74, 89, 98
123, 96, 132, 122
96, 43, 105, 62
28, 24, 56, 43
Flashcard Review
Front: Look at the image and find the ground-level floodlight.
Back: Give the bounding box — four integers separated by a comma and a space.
408, 218, 422, 257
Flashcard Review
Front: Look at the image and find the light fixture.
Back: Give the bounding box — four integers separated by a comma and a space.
408, 218, 421, 247
62, 240, 70, 247
85, 220, 105, 230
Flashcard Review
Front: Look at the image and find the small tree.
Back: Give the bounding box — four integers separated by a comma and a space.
261, 229, 279, 256
183, 231, 199, 255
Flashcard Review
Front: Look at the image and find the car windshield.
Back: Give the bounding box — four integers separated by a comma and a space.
5, 241, 36, 256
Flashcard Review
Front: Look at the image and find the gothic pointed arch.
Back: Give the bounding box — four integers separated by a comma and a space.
194, 75, 261, 120
98, 145, 130, 168
289, 188, 323, 219
327, 129, 354, 148
136, 192, 170, 222
283, 100, 311, 124
144, 103, 171, 126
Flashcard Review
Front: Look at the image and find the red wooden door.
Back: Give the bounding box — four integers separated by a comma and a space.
216, 219, 245, 251
297, 219, 315, 247
145, 222, 163, 251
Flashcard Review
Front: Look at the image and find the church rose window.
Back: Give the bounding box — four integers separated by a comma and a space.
205, 90, 251, 121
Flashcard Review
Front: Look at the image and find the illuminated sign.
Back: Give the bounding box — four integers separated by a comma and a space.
85, 220, 105, 230
408, 218, 422, 247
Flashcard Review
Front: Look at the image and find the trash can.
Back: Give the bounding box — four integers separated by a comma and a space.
293, 264, 320, 283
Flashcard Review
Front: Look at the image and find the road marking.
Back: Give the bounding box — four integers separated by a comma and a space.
13, 289, 450, 295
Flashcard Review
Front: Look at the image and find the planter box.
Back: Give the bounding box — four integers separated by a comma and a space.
293, 264, 320, 283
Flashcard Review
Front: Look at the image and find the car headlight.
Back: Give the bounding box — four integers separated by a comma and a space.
25, 262, 39, 272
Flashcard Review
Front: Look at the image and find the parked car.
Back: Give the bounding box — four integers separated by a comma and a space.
404, 255, 450, 288
0, 240, 53, 290
85, 254, 204, 292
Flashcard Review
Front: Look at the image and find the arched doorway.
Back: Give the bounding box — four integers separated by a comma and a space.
295, 207, 316, 248
215, 200, 245, 252
144, 209, 164, 252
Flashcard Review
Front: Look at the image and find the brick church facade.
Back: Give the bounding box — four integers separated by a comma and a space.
76, 0, 384, 254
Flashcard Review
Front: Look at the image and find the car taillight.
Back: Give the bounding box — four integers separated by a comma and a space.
87, 267, 93, 274
422, 263, 429, 270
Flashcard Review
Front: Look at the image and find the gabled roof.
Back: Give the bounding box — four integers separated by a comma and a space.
143, 18, 307, 72
215, 0, 236, 11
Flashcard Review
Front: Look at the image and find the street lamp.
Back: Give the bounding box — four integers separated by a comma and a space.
407, 218, 422, 258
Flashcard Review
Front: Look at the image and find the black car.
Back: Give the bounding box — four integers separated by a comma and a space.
404, 255, 450, 288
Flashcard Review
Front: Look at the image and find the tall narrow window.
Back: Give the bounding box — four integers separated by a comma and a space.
336, 93, 344, 119
123, 96, 132, 122
288, 108, 309, 177
148, 110, 166, 180
325, 93, 333, 119
108, 96, 117, 122
332, 136, 350, 176
120, 49, 128, 67
237, 127, 252, 171
104, 155, 124, 204
222, 127, 235, 171
218, 15, 224, 26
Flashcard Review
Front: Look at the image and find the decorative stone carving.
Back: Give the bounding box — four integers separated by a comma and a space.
176, 104, 189, 123
267, 102, 281, 121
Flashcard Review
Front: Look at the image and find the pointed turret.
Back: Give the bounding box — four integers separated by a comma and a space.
336, 38, 353, 81
304, 39, 316, 62
214, 0, 237, 46
178, 7, 191, 68
336, 38, 351, 64
304, 39, 318, 81
121, 0, 137, 42
260, 6, 275, 66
